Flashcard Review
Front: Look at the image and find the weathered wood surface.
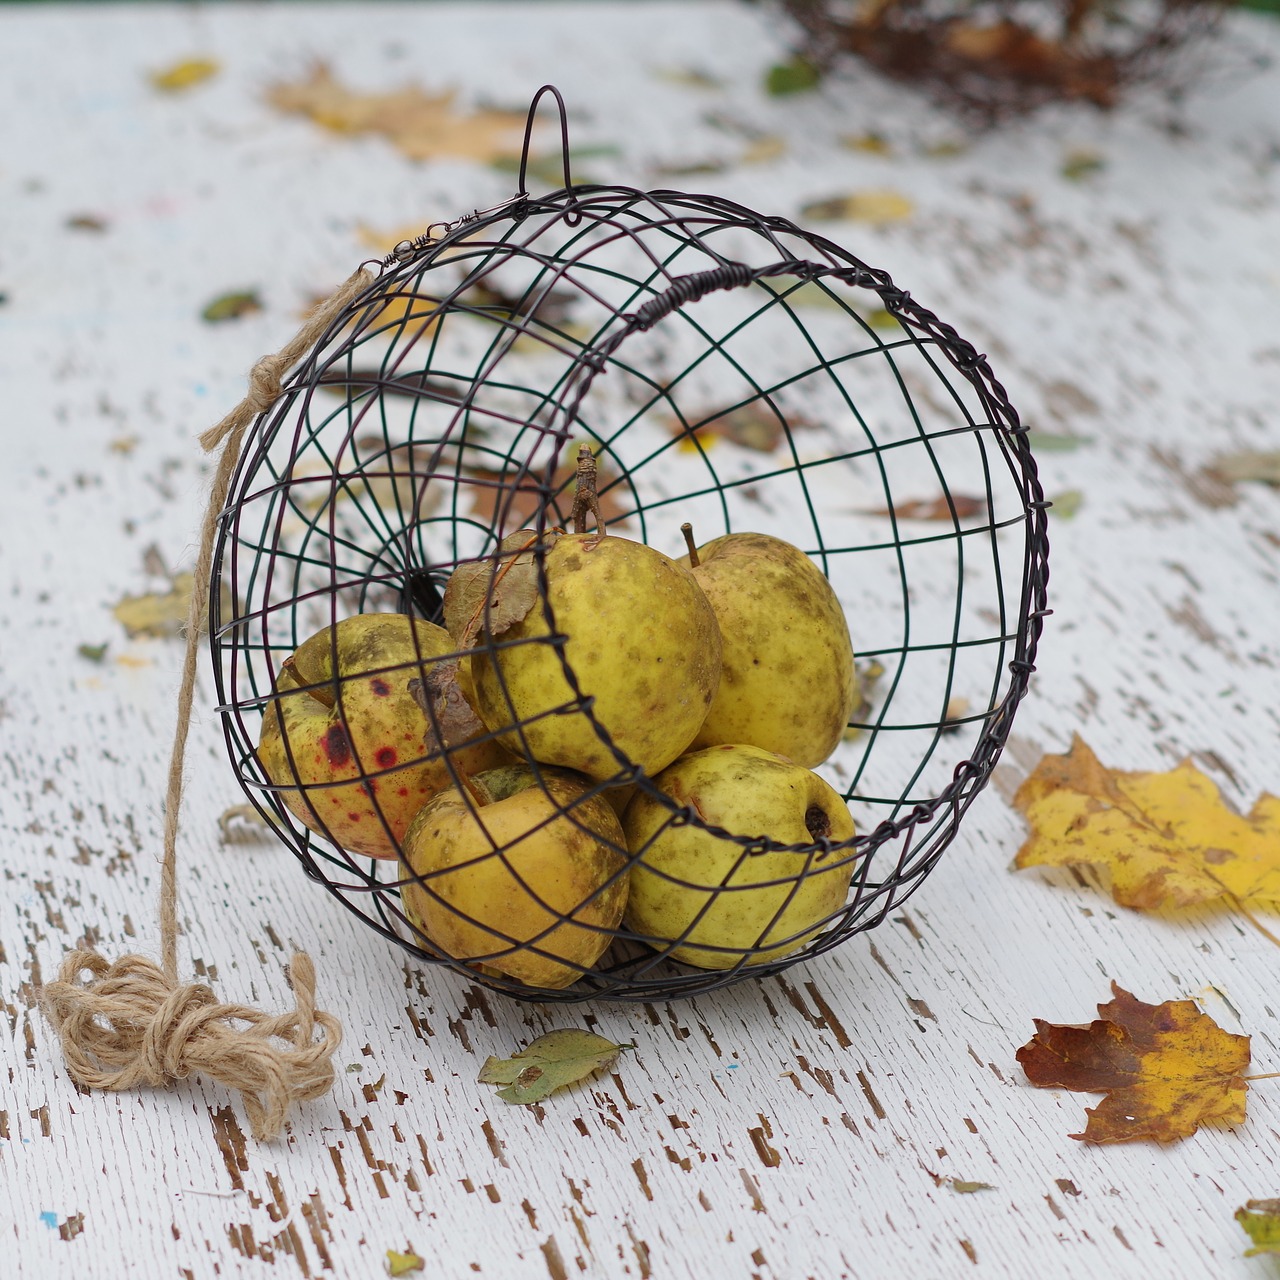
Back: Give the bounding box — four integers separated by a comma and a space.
4, 4, 1280, 1277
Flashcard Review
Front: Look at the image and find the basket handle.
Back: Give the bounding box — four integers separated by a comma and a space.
517, 84, 579, 225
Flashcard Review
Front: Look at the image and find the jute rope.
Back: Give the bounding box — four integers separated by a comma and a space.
41, 266, 376, 1141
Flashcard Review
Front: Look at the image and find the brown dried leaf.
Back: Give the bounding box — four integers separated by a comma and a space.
407, 660, 488, 758
666, 404, 812, 455
442, 530, 552, 649
267, 65, 525, 164
1209, 450, 1280, 487
1017, 983, 1251, 1144
868, 494, 986, 521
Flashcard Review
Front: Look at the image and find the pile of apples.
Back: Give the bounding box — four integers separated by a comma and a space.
259, 463, 859, 990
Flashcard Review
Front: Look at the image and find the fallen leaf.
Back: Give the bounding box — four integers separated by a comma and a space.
111, 572, 233, 639
1061, 148, 1106, 182
1049, 489, 1084, 519
864, 307, 901, 331
462, 450, 630, 530
491, 144, 621, 189
66, 214, 108, 233
408, 659, 493, 756
801, 190, 914, 225
317, 368, 463, 404
741, 135, 787, 165
652, 66, 724, 90
77, 643, 109, 664
666, 404, 810, 455
765, 57, 821, 96
867, 494, 986, 521
1209, 450, 1280, 487
477, 1029, 634, 1104
942, 695, 971, 732
267, 64, 526, 164
1016, 982, 1250, 1143
1026, 430, 1092, 452
150, 57, 220, 93
948, 1178, 994, 1194
919, 138, 968, 158
386, 1250, 425, 1276
841, 131, 893, 156
202, 290, 262, 323
111, 574, 199, 639
1013, 735, 1280, 913
1236, 1200, 1280, 1257
442, 530, 552, 649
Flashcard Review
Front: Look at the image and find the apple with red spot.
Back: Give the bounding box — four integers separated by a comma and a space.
258, 613, 508, 860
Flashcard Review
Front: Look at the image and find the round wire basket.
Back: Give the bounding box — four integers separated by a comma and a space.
210, 89, 1049, 1003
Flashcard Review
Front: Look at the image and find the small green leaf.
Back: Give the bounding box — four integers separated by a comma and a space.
1236, 1200, 1280, 1257
478, 1029, 633, 1104
78, 642, 109, 663
386, 1250, 425, 1275
1026, 430, 1092, 453
1050, 489, 1084, 520
948, 1178, 995, 1194
1061, 149, 1105, 182
201, 290, 262, 323
765, 57, 821, 97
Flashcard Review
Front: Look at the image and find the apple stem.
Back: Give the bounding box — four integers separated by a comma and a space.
680, 522, 700, 568
570, 443, 606, 541
283, 654, 337, 709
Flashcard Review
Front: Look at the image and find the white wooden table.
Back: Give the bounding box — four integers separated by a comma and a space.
5, 4, 1280, 1277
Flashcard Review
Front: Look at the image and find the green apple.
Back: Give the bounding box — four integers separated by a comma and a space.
679, 531, 856, 768
623, 743, 856, 969
470, 532, 723, 782
258, 613, 508, 860
399, 764, 628, 988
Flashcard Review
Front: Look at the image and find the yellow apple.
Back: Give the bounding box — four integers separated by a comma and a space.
623, 743, 856, 969
399, 764, 628, 988
679, 531, 856, 767
469, 533, 722, 782
258, 613, 507, 860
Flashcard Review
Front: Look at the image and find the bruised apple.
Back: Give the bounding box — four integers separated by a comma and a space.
258, 613, 507, 860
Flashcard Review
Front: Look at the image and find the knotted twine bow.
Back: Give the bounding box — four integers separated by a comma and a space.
41, 266, 376, 1140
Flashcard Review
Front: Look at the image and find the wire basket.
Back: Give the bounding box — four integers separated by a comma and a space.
209, 89, 1048, 1003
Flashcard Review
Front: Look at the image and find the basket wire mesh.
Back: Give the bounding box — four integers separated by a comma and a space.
209, 87, 1049, 1002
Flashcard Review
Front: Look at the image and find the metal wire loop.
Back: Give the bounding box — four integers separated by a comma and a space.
517, 83, 578, 224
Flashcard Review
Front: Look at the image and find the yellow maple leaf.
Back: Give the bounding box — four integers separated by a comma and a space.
267, 65, 525, 164
800, 190, 915, 226
150, 57, 220, 93
1014, 735, 1280, 913
1017, 983, 1251, 1144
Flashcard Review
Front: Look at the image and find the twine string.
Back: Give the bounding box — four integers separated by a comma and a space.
41, 267, 374, 1141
